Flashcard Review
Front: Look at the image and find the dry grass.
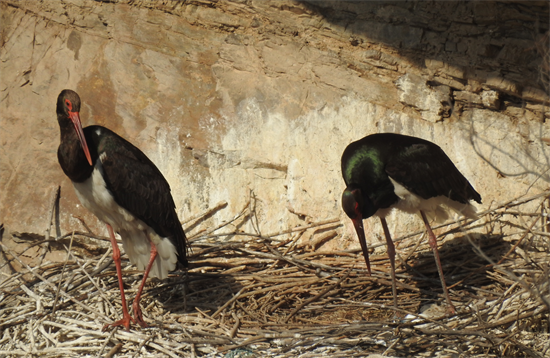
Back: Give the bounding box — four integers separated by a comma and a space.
0, 191, 549, 357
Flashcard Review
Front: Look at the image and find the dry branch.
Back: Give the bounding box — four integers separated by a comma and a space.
0, 192, 548, 357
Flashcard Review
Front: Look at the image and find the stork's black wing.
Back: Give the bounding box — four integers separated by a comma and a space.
89, 126, 188, 267
385, 141, 481, 204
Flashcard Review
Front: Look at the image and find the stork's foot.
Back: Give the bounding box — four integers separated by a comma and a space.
390, 311, 406, 324
445, 303, 456, 317
443, 290, 457, 317
132, 301, 148, 328
102, 314, 135, 332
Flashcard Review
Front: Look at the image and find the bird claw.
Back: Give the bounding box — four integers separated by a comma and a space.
132, 302, 148, 328
445, 305, 456, 317
101, 308, 149, 331
102, 314, 136, 332
134, 316, 148, 328
133, 312, 148, 328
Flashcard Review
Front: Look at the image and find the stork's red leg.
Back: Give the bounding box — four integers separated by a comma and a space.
380, 217, 398, 310
420, 211, 456, 315
131, 238, 158, 327
103, 224, 135, 331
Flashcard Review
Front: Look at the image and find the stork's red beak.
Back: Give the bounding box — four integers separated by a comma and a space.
352, 216, 371, 275
68, 111, 93, 166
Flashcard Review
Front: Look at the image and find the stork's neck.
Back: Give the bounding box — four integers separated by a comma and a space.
57, 115, 95, 183
57, 113, 75, 140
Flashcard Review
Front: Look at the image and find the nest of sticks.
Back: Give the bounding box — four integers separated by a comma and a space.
0, 190, 549, 357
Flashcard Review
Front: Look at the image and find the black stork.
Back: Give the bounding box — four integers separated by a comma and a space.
341, 133, 481, 315
56, 89, 188, 330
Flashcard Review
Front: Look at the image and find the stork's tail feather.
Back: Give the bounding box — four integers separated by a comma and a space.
119, 230, 178, 280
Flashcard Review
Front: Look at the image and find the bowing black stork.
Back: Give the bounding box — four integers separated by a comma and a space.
56, 89, 188, 330
341, 133, 481, 315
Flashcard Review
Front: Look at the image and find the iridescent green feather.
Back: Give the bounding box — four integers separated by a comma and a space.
343, 147, 383, 184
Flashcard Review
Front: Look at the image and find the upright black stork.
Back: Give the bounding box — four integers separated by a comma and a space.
341, 133, 481, 315
56, 89, 188, 330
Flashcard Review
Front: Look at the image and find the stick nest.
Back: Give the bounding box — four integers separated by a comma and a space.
1, 191, 549, 357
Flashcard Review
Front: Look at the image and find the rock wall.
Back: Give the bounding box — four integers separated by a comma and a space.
1, 0, 548, 253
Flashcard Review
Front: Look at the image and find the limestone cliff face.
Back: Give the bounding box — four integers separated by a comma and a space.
1, 1, 548, 250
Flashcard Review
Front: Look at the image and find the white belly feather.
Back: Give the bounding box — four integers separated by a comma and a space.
72, 159, 177, 279
375, 177, 478, 222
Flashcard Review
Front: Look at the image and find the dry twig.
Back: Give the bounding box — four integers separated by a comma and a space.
0, 192, 548, 357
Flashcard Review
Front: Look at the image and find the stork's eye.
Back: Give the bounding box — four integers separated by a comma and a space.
65, 99, 73, 111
